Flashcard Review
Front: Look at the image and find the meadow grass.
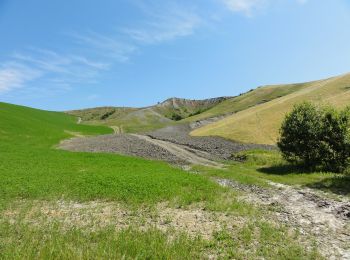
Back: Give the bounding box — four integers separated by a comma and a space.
195, 149, 350, 197
0, 217, 321, 260
0, 102, 324, 258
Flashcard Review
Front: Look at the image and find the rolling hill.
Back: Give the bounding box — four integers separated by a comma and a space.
67, 97, 230, 133
191, 73, 350, 144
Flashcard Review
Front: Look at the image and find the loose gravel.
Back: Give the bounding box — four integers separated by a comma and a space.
147, 124, 275, 160
59, 134, 187, 165
59, 123, 274, 166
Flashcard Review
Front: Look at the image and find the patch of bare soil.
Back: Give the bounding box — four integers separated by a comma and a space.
59, 123, 273, 167
59, 134, 187, 165
147, 124, 275, 160
217, 179, 350, 260
2, 200, 242, 240
58, 133, 223, 167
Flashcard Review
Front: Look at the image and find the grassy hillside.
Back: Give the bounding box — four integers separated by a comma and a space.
0, 102, 323, 258
192, 73, 350, 144
67, 97, 229, 133
184, 83, 307, 122
0, 102, 220, 205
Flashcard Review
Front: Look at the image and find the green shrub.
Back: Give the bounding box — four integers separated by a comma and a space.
171, 113, 183, 121
320, 107, 350, 172
278, 102, 350, 173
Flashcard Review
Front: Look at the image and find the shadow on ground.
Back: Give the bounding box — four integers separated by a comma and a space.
258, 165, 350, 196
258, 164, 307, 175
306, 176, 350, 196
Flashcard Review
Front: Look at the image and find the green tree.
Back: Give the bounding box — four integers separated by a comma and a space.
278, 102, 350, 173
320, 107, 350, 172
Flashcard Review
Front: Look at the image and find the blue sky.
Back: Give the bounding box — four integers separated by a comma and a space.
0, 0, 350, 110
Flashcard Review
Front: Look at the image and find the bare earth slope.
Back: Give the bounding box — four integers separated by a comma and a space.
192, 73, 350, 145
218, 179, 350, 259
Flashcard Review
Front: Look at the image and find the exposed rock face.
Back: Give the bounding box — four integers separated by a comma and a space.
157, 97, 230, 110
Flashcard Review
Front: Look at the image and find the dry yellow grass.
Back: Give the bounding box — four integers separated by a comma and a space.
191, 73, 350, 145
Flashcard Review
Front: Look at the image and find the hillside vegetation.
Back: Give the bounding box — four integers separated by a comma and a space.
0, 102, 324, 258
68, 97, 229, 133
192, 73, 350, 144
0, 102, 221, 206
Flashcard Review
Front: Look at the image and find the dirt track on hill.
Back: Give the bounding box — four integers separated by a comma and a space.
218, 179, 350, 259
59, 123, 270, 166
59, 133, 224, 167
147, 124, 274, 160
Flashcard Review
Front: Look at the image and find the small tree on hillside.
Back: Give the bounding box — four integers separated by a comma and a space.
320, 107, 350, 172
278, 102, 323, 169
277, 102, 350, 172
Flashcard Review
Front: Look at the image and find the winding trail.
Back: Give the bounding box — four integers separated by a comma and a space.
218, 179, 350, 260
130, 134, 223, 168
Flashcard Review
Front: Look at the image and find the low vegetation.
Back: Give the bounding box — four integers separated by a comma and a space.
278, 102, 350, 173
195, 149, 350, 196
0, 102, 323, 258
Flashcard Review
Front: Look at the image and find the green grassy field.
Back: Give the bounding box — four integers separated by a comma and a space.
0, 102, 222, 207
195, 150, 350, 198
192, 73, 350, 144
0, 102, 324, 259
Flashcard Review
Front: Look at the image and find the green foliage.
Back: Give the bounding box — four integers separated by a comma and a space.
100, 109, 115, 120
278, 102, 350, 173
171, 113, 183, 121
320, 107, 350, 172
0, 102, 221, 206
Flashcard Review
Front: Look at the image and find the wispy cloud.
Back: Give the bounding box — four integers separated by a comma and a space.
0, 63, 41, 93
123, 3, 202, 44
220, 0, 308, 16
70, 31, 136, 62
71, 2, 202, 64
221, 0, 266, 16
0, 48, 108, 94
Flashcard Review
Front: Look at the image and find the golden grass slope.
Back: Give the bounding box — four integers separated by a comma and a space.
191, 73, 350, 145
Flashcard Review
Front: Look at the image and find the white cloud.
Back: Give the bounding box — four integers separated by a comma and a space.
221, 0, 266, 15
123, 6, 202, 44
0, 48, 109, 95
221, 0, 308, 15
70, 32, 136, 62
0, 64, 41, 93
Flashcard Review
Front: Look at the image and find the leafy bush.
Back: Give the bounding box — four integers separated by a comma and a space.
278, 102, 350, 173
171, 113, 183, 121
320, 107, 350, 172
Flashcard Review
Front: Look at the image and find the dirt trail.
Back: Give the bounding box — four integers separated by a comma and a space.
218, 179, 350, 260
110, 126, 123, 134
59, 133, 223, 167
130, 134, 223, 168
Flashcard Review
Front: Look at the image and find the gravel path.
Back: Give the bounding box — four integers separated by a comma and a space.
147, 124, 275, 160
59, 134, 186, 165
59, 123, 270, 166
59, 133, 224, 166
218, 179, 350, 260
131, 134, 223, 167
